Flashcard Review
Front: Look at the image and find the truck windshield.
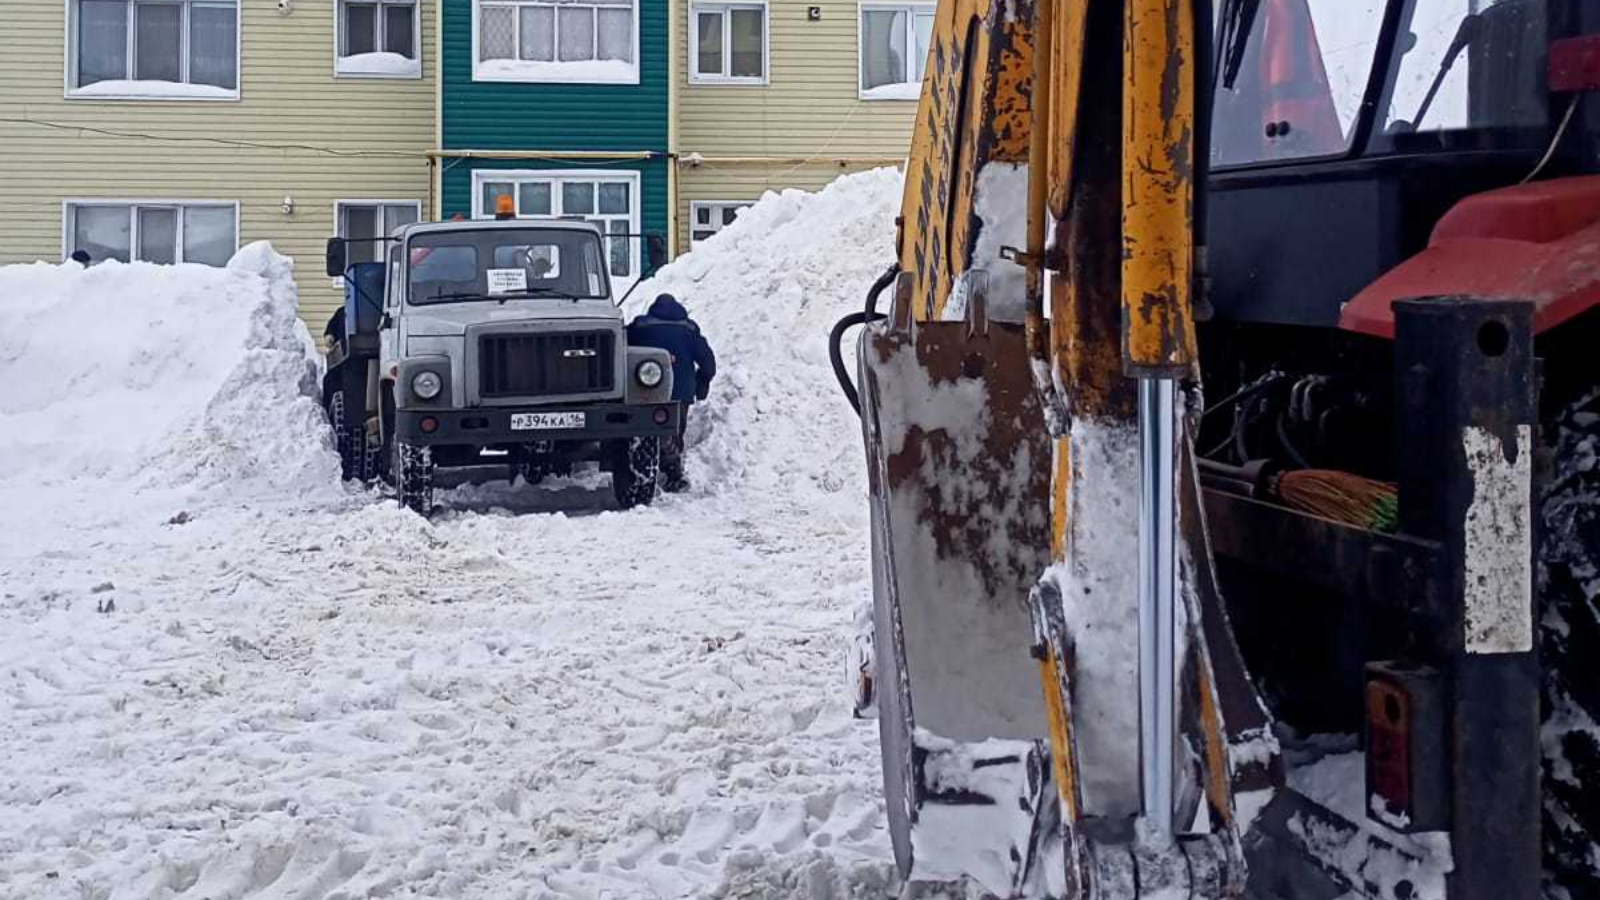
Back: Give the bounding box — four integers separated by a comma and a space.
407, 228, 611, 304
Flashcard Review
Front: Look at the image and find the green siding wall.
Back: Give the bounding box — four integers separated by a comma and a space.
441, 0, 669, 152
440, 0, 669, 237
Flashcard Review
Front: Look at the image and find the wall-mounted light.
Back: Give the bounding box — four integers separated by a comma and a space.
807, 6, 821, 20
281, 195, 295, 215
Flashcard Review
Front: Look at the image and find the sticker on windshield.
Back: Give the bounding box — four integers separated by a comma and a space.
486, 268, 527, 295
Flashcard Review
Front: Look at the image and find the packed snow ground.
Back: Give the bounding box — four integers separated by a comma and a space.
0, 170, 915, 899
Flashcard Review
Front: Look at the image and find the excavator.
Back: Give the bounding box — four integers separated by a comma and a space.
830, 0, 1600, 897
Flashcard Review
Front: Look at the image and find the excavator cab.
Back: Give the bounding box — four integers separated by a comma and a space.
834, 0, 1600, 896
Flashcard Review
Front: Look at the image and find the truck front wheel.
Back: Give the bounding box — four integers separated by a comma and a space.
609, 437, 660, 509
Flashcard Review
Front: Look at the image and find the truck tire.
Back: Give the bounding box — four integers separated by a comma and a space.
325, 387, 360, 481
392, 440, 434, 515
1541, 387, 1600, 897
609, 437, 660, 509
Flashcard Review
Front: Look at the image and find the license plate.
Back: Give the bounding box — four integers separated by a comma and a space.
510, 412, 585, 430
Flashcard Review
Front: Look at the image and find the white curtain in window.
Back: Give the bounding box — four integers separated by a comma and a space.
518, 6, 555, 60
137, 208, 178, 264
729, 8, 762, 78
861, 9, 907, 90
78, 0, 128, 85
557, 7, 595, 62
597, 7, 632, 62
696, 11, 722, 75
74, 207, 132, 263
183, 207, 236, 267
134, 3, 183, 82
190, 3, 237, 88
480, 5, 515, 59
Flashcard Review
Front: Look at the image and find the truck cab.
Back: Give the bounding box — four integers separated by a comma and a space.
322, 218, 677, 514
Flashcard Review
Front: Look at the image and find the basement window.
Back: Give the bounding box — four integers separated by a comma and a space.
690, 201, 752, 244
474, 0, 639, 84
859, 2, 934, 100
68, 0, 239, 100
690, 2, 768, 84
65, 202, 238, 266
336, 0, 422, 77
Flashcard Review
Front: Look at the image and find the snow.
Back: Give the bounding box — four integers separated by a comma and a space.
473, 58, 638, 84
0, 172, 913, 897
908, 730, 1041, 896
1289, 751, 1453, 897
1037, 417, 1143, 818
860, 83, 921, 101
337, 52, 422, 77
69, 79, 237, 100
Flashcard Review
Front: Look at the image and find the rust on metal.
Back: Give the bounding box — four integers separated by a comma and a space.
1121, 0, 1197, 375
897, 0, 1035, 323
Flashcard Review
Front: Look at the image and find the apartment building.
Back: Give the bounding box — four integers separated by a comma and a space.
672, 0, 921, 249
0, 0, 921, 321
0, 0, 436, 324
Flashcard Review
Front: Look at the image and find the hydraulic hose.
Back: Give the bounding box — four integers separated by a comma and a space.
831, 265, 899, 416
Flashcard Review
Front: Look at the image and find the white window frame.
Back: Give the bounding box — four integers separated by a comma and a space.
61, 200, 240, 265
470, 0, 641, 85
63, 0, 242, 101
857, 1, 935, 101
688, 1, 769, 85
469, 169, 643, 291
689, 200, 752, 244
334, 0, 423, 79
334, 200, 423, 272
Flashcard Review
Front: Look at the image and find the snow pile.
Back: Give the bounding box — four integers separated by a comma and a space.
336, 51, 422, 77
0, 242, 339, 498
630, 166, 903, 501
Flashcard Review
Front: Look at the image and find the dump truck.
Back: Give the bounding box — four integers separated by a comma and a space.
322, 212, 678, 514
832, 0, 1600, 897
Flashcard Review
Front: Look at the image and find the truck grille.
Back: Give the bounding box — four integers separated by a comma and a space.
478, 331, 616, 399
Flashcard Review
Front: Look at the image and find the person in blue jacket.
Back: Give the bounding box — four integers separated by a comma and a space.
626, 293, 717, 492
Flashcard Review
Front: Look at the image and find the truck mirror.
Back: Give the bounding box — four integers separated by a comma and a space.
325, 238, 347, 278
646, 234, 667, 272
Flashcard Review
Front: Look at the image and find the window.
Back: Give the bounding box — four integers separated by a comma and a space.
69, 0, 239, 99
337, 201, 421, 266
474, 0, 639, 83
691, 3, 767, 84
1211, 0, 1387, 166
65, 202, 237, 266
1380, 0, 1547, 136
472, 171, 641, 285
860, 3, 934, 100
690, 201, 752, 243
337, 0, 421, 77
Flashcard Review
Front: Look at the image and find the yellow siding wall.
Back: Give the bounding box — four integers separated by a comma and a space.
0, 0, 436, 326
675, 0, 917, 249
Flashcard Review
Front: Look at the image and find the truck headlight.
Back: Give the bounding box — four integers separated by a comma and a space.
412, 370, 443, 400
635, 360, 665, 388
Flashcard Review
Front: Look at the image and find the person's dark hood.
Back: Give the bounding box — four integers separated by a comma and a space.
648, 294, 689, 321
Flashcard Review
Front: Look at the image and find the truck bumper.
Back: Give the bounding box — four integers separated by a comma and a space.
395, 401, 680, 446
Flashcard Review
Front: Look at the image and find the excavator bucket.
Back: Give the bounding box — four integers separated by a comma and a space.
855, 279, 1059, 891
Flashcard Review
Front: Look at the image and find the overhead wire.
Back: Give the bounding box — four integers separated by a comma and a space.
2, 115, 424, 159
